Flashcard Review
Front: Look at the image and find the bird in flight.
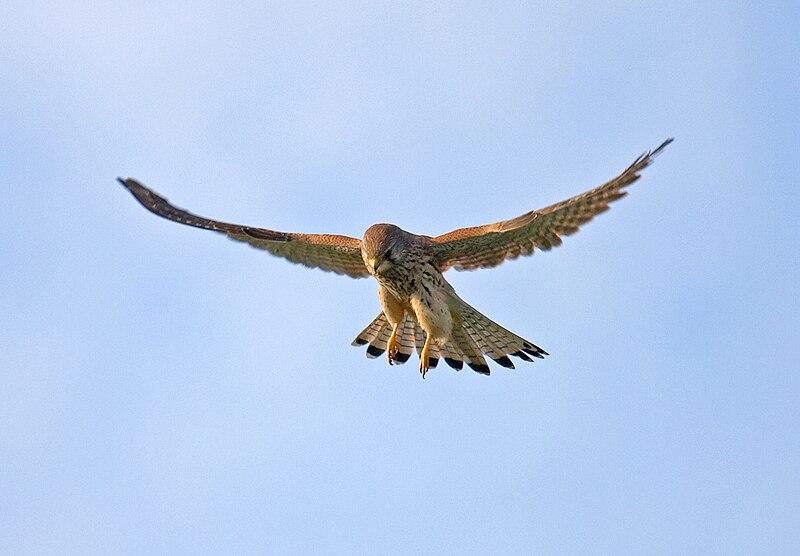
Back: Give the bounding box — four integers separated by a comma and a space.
119, 138, 672, 378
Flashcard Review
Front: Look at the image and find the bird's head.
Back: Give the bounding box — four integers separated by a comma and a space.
362, 223, 409, 275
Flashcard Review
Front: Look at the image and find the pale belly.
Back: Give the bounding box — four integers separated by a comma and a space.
376, 264, 456, 344
410, 289, 454, 343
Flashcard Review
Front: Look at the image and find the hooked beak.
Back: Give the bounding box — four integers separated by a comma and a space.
368, 257, 380, 274
369, 256, 390, 274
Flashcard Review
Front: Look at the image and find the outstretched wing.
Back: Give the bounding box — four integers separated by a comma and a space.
118, 178, 370, 278
431, 139, 673, 271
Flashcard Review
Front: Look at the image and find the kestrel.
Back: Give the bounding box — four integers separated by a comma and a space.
119, 138, 672, 378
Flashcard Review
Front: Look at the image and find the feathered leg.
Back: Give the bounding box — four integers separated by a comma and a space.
379, 285, 406, 366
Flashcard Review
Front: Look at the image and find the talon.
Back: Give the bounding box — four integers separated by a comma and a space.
419, 334, 431, 379
387, 323, 400, 365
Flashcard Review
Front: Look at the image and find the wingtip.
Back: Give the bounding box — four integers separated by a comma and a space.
117, 177, 150, 198
632, 138, 674, 168
651, 137, 674, 157
117, 177, 140, 192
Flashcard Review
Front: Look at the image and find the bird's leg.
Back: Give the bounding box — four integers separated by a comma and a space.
387, 323, 401, 365
419, 334, 431, 379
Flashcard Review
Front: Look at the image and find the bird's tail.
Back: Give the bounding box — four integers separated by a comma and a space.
352, 298, 547, 375
449, 295, 548, 374
351, 312, 426, 366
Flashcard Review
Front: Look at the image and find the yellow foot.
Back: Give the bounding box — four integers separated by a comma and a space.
387, 323, 400, 366
419, 334, 431, 379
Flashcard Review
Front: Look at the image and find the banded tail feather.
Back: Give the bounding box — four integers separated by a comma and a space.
351, 313, 417, 364
352, 297, 547, 375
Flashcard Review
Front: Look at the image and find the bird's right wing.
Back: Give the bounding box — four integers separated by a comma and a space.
118, 178, 370, 279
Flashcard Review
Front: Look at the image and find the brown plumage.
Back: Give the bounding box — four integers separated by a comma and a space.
119, 138, 672, 377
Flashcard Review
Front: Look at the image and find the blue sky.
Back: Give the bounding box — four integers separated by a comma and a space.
2, 1, 798, 554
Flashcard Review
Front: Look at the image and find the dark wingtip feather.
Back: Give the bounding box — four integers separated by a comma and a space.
394, 352, 411, 364
352, 338, 368, 346
651, 138, 674, 157
633, 138, 674, 168
427, 356, 439, 369
117, 177, 141, 198
366, 345, 385, 358
117, 177, 148, 198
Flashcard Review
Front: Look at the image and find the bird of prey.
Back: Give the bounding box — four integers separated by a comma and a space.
119, 138, 672, 378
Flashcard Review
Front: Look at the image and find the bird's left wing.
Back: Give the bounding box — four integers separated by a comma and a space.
430, 139, 673, 272
118, 178, 370, 278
